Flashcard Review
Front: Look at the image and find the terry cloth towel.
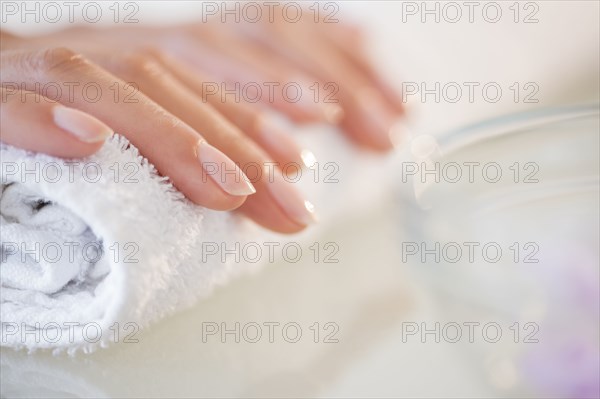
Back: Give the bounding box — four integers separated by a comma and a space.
0, 129, 397, 353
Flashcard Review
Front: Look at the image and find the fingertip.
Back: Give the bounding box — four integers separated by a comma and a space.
323, 103, 345, 125
272, 221, 309, 235
240, 207, 310, 234
60, 140, 106, 159
211, 194, 249, 211
181, 180, 250, 211
52, 105, 113, 144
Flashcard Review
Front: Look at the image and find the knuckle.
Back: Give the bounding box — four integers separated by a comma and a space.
33, 47, 89, 76
0, 89, 23, 113
118, 51, 164, 79
138, 47, 165, 62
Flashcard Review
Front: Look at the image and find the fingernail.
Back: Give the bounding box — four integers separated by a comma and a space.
389, 119, 410, 149
295, 78, 324, 114
256, 115, 317, 169
321, 103, 345, 125
300, 149, 317, 169
265, 167, 318, 226
196, 141, 256, 196
53, 105, 113, 143
357, 87, 398, 148
291, 76, 342, 123
410, 134, 440, 160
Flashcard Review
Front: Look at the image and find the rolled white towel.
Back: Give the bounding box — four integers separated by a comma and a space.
0, 128, 397, 353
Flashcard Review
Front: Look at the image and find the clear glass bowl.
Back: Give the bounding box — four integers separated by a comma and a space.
397, 105, 599, 398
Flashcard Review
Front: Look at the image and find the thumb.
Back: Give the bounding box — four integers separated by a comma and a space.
0, 85, 112, 158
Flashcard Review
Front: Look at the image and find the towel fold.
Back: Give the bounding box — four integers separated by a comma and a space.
0, 129, 396, 353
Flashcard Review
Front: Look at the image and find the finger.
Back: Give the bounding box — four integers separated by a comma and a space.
0, 85, 111, 158
96, 49, 317, 233
147, 50, 317, 172
1, 47, 254, 210
168, 27, 342, 125
244, 24, 401, 151
0, 30, 22, 50
317, 23, 406, 113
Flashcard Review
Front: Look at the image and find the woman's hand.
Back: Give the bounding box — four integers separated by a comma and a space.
0, 12, 404, 233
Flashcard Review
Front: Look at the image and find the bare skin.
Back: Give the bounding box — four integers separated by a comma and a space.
0, 14, 404, 234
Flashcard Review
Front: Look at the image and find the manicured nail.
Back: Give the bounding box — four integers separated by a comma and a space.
389, 119, 410, 149
290, 76, 341, 124
410, 134, 440, 160
53, 105, 113, 143
256, 115, 317, 169
300, 149, 317, 169
265, 167, 318, 226
321, 103, 345, 125
357, 87, 397, 148
196, 141, 256, 196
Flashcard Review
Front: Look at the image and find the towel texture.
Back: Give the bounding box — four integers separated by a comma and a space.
0, 130, 395, 353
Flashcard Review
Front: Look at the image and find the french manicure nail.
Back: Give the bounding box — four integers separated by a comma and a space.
295, 77, 344, 124
265, 167, 318, 226
196, 141, 256, 196
256, 115, 317, 169
321, 103, 345, 125
300, 149, 317, 169
389, 119, 410, 149
290, 76, 335, 121
357, 86, 398, 148
53, 105, 113, 143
